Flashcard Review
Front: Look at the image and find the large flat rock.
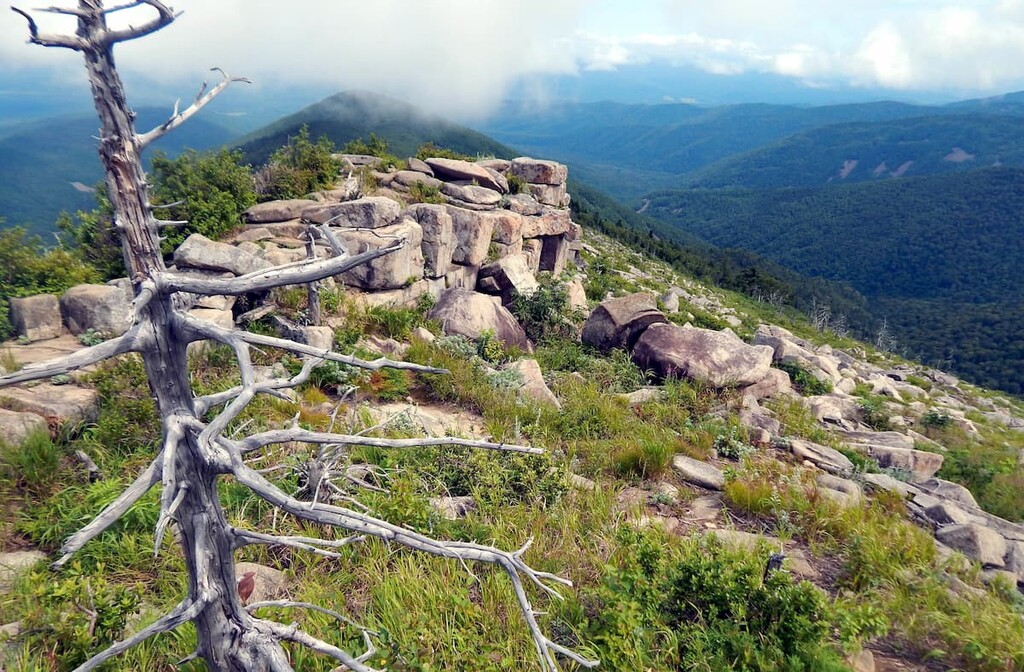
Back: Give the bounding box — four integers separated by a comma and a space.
0, 384, 98, 426
672, 455, 724, 490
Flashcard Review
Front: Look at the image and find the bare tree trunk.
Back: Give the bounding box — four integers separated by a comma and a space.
6, 3, 597, 671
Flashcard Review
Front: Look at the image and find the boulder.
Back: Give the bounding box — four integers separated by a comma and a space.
924, 502, 975, 526
935, 524, 1007, 567
488, 211, 523, 245
407, 157, 434, 175
442, 182, 502, 207
233, 227, 274, 243
805, 395, 862, 427
426, 289, 529, 350
565, 276, 588, 312
444, 265, 479, 291
298, 326, 334, 352
173, 234, 270, 277
672, 455, 725, 490
859, 444, 943, 482
633, 323, 773, 388
303, 196, 401, 229
60, 284, 131, 336
407, 204, 455, 278
528, 183, 569, 208
425, 158, 507, 193
581, 292, 667, 353
483, 167, 510, 194
393, 170, 443, 190
816, 473, 863, 501
507, 359, 560, 408
511, 158, 568, 186
861, 472, 916, 497
477, 256, 539, 304
477, 158, 511, 173
430, 496, 477, 520
336, 219, 424, 290
918, 478, 979, 508
446, 206, 496, 266
0, 408, 48, 446
839, 430, 916, 450
740, 368, 792, 401
789, 438, 854, 474
521, 209, 573, 238
243, 199, 317, 223
0, 384, 98, 426
234, 562, 287, 606
507, 193, 544, 216
1004, 540, 1024, 584
522, 239, 543, 274
9, 294, 62, 342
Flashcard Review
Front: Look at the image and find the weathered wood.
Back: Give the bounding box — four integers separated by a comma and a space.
9, 3, 598, 671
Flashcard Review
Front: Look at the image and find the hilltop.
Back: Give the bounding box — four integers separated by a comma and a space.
1, 149, 1023, 671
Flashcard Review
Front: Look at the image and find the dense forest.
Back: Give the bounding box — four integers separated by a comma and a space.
644, 167, 1024, 393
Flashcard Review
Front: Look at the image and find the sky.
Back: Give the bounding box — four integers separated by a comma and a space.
2, 0, 1024, 120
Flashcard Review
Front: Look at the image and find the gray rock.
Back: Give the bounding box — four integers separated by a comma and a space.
411, 326, 436, 343
789, 438, 854, 474
234, 562, 287, 605
521, 209, 573, 238
633, 323, 774, 388
427, 289, 529, 350
510, 158, 568, 185
816, 473, 863, 501
0, 384, 98, 426
741, 368, 793, 401
442, 182, 502, 207
243, 199, 317, 223
407, 204, 455, 278
426, 158, 506, 192
861, 472, 915, 497
393, 170, 443, 190
840, 430, 916, 450
233, 227, 274, 243
581, 292, 667, 353
477, 256, 539, 304
299, 326, 334, 352
488, 211, 523, 245
9, 295, 62, 342
430, 495, 477, 520
446, 206, 497, 266
819, 487, 860, 509
507, 193, 544, 216
660, 291, 680, 313
173, 234, 271, 277
618, 387, 666, 405
565, 276, 588, 312
337, 219, 424, 290
672, 455, 725, 490
709, 528, 779, 551
925, 502, 975, 526
0, 408, 48, 448
687, 494, 724, 522
0, 550, 46, 592
407, 157, 434, 175
483, 167, 510, 194
522, 239, 543, 274
935, 524, 1007, 567
507, 359, 560, 408
444, 264, 479, 291
918, 478, 979, 508
862, 445, 944, 482
1004, 540, 1024, 583
60, 284, 132, 336
476, 158, 511, 173
303, 196, 401, 228
528, 182, 569, 208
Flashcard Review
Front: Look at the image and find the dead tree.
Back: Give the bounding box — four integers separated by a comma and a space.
5, 3, 597, 670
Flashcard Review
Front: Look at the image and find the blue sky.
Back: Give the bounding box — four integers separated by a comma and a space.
2, 0, 1024, 119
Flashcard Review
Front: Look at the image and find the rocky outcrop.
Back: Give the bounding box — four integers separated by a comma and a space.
426, 289, 528, 350
302, 196, 401, 229
336, 219, 424, 290
0, 408, 49, 446
477, 256, 538, 305
672, 455, 725, 490
426, 158, 506, 193
633, 323, 773, 388
243, 199, 316, 223
407, 204, 454, 278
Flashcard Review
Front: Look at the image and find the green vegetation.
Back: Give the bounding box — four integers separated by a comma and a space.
777, 361, 834, 397
255, 125, 341, 201
0, 223, 99, 339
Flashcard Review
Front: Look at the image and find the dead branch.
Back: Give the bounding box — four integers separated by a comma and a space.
160, 240, 405, 296
232, 529, 363, 559
10, 6, 89, 49
0, 327, 138, 388
263, 620, 377, 672
100, 0, 181, 45
231, 461, 598, 671
194, 357, 320, 416
246, 600, 377, 660
137, 68, 250, 148
54, 456, 161, 568
71, 596, 206, 672
237, 427, 542, 457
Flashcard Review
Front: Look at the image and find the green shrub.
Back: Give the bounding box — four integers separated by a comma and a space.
258, 125, 341, 200
506, 173, 527, 195
415, 142, 472, 162
407, 179, 445, 204
713, 423, 756, 460
857, 395, 892, 431
149, 148, 256, 250
18, 563, 142, 669
509, 281, 579, 343
343, 133, 403, 172
776, 361, 833, 396
612, 437, 673, 479
922, 409, 954, 429
0, 430, 63, 495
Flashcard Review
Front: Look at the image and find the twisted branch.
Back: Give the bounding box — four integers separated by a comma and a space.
10, 6, 89, 49
232, 528, 364, 558
137, 68, 250, 148
237, 427, 542, 457
101, 0, 181, 45
0, 327, 139, 388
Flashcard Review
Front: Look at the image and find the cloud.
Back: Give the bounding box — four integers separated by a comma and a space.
0, 0, 589, 118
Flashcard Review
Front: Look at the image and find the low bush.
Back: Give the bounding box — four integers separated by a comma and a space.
775, 361, 833, 396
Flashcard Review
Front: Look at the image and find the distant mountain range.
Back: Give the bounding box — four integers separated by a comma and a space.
0, 109, 238, 235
